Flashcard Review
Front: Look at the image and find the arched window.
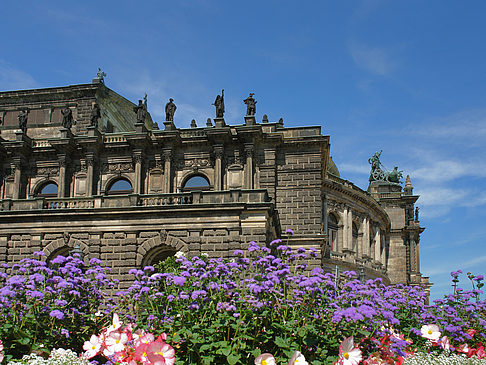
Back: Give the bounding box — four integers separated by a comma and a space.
328, 213, 339, 252
106, 178, 133, 195
141, 246, 177, 269
182, 174, 210, 192
36, 182, 58, 198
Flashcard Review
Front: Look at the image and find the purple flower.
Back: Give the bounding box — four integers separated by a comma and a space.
50, 309, 65, 320
144, 265, 155, 272
285, 228, 294, 235
173, 276, 187, 286
233, 250, 244, 256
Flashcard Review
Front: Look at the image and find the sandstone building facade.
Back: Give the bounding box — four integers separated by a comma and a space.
0, 79, 429, 290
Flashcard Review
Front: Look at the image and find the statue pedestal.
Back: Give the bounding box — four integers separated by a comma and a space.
135, 122, 147, 133
214, 117, 226, 128
244, 115, 256, 126
87, 126, 101, 138
60, 128, 73, 139
163, 121, 176, 131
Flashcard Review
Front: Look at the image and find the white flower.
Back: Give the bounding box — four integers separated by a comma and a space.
337, 337, 362, 365
255, 353, 276, 365
288, 351, 308, 365
83, 334, 102, 359
420, 324, 441, 342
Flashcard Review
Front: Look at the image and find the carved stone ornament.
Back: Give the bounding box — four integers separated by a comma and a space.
101, 162, 134, 173
183, 158, 212, 169
36, 166, 59, 177
63, 232, 70, 244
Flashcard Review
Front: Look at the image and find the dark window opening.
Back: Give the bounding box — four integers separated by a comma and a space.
107, 178, 133, 195
36, 182, 58, 198
182, 175, 210, 191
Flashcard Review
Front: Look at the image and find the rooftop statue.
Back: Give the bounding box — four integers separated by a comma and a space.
213, 89, 225, 118
243, 93, 257, 116
61, 107, 74, 129
90, 103, 101, 128
165, 98, 176, 121
134, 100, 146, 124
96, 68, 106, 83
18, 109, 28, 134
368, 150, 403, 183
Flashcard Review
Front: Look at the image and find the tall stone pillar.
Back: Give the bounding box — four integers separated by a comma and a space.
342, 208, 348, 250
12, 159, 22, 199
58, 157, 67, 198
213, 145, 224, 191
375, 229, 381, 262
244, 144, 254, 189
163, 149, 172, 193
133, 152, 143, 194
347, 210, 353, 252
86, 154, 95, 197
363, 217, 370, 257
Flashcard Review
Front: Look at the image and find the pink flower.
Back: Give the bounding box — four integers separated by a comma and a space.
336, 337, 362, 365
288, 351, 308, 365
106, 313, 123, 335
255, 353, 277, 365
104, 330, 129, 355
147, 341, 176, 365
457, 343, 470, 354
440, 336, 450, 350
83, 334, 102, 359
134, 332, 155, 347
467, 329, 477, 338
420, 324, 441, 343
134, 343, 151, 364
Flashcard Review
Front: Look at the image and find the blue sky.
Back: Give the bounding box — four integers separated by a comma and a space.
1, 1, 485, 300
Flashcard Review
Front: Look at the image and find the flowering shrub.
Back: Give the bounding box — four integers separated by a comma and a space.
111, 240, 485, 364
6, 348, 89, 365
0, 253, 116, 361
82, 313, 175, 365
0, 238, 485, 364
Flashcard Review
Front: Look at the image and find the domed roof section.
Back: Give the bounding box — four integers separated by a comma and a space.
327, 156, 340, 177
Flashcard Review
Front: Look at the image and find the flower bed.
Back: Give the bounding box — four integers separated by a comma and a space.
0, 236, 485, 364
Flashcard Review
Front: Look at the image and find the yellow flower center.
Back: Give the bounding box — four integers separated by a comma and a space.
262, 361, 267, 365
428, 330, 433, 335
116, 339, 120, 344
91, 345, 96, 350
344, 353, 349, 359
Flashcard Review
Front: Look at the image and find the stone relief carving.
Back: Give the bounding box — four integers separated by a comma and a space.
36, 166, 59, 177
101, 162, 134, 173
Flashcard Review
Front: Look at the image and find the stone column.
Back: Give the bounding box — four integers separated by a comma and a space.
86, 154, 95, 197
375, 229, 381, 262
213, 145, 224, 190
133, 152, 143, 194
341, 208, 348, 250
12, 159, 22, 199
163, 149, 172, 193
415, 239, 420, 273
244, 144, 254, 189
363, 217, 370, 258
347, 210, 353, 251
58, 157, 67, 198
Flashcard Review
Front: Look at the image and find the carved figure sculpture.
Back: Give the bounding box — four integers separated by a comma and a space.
97, 68, 106, 83
134, 100, 146, 124
415, 206, 419, 222
165, 98, 176, 121
90, 103, 101, 128
213, 89, 225, 118
386, 166, 403, 183
18, 109, 28, 134
61, 107, 74, 129
368, 150, 384, 181
243, 93, 257, 116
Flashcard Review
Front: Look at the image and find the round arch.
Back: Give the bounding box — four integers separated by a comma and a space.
136, 230, 187, 268
105, 177, 133, 195
42, 237, 90, 264
181, 173, 211, 192
34, 180, 59, 198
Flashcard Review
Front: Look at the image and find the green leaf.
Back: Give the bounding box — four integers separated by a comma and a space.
275, 336, 289, 349
227, 353, 241, 365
